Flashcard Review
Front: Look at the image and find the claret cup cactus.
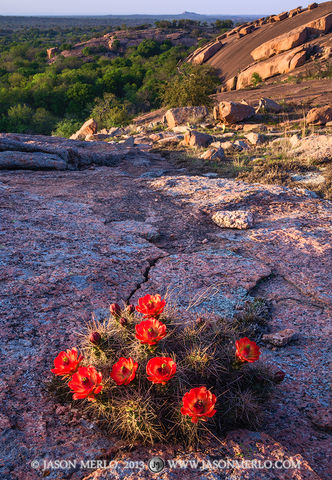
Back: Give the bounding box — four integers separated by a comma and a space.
49, 294, 280, 446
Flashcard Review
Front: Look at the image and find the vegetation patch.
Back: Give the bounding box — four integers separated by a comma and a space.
0, 20, 226, 136
49, 293, 282, 447
155, 134, 332, 200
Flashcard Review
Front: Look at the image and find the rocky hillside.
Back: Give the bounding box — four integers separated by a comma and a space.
186, 1, 332, 90
47, 27, 199, 60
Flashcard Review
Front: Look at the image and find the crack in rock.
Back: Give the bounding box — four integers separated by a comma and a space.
126, 255, 167, 303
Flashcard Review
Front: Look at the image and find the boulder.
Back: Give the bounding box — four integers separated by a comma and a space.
272, 12, 288, 22
237, 47, 307, 90
306, 13, 332, 35
212, 210, 254, 229
243, 123, 268, 132
239, 25, 254, 36
251, 26, 308, 61
172, 125, 190, 133
256, 97, 282, 113
0, 132, 145, 169
308, 2, 318, 10
225, 76, 237, 91
158, 135, 182, 146
47, 47, 58, 59
149, 133, 164, 142
70, 118, 97, 140
306, 105, 332, 125
200, 148, 225, 160
85, 133, 111, 141
0, 151, 68, 170
289, 133, 301, 148
289, 49, 307, 70
244, 132, 265, 145
234, 139, 251, 150
165, 106, 208, 129
291, 134, 332, 161
263, 329, 298, 347
321, 45, 332, 60
220, 141, 240, 152
191, 41, 223, 65
217, 101, 255, 124
107, 127, 124, 137
213, 105, 219, 121
184, 130, 213, 147
210, 141, 223, 148
309, 408, 332, 432
289, 6, 302, 17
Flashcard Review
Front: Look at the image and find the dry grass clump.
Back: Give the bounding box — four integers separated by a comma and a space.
49, 295, 278, 447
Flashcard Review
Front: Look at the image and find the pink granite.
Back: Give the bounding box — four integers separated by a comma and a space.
0, 143, 330, 479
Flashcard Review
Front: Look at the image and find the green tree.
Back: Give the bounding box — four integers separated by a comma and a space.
162, 64, 219, 107
66, 82, 94, 113
7, 103, 33, 132
137, 39, 160, 58
32, 107, 56, 134
215, 19, 233, 30
91, 93, 131, 128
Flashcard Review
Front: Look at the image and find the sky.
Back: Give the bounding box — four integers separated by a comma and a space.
0, 1, 316, 16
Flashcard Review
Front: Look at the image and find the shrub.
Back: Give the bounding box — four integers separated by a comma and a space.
162, 64, 220, 107
52, 118, 82, 138
111, 39, 120, 52
91, 93, 131, 128
251, 72, 263, 87
49, 293, 281, 447
82, 46, 91, 56
7, 103, 33, 133
32, 107, 56, 134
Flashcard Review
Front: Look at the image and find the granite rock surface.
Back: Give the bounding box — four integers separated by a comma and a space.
0, 140, 331, 480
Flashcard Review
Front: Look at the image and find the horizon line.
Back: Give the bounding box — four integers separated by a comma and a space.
0, 12, 265, 17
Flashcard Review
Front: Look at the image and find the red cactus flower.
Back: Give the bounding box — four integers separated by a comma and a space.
135, 318, 167, 345
235, 337, 261, 363
119, 317, 128, 327
136, 294, 166, 318
110, 303, 121, 318
146, 357, 176, 385
110, 357, 138, 386
181, 387, 216, 424
51, 348, 83, 376
68, 365, 103, 401
126, 304, 135, 314
89, 331, 101, 345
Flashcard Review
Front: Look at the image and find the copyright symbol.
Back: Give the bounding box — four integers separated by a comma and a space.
148, 457, 165, 473
31, 460, 39, 469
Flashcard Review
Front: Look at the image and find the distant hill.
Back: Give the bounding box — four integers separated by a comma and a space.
0, 12, 259, 30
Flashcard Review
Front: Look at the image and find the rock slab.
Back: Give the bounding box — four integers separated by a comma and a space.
0, 151, 68, 170
212, 210, 254, 229
165, 106, 208, 128
217, 101, 255, 124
